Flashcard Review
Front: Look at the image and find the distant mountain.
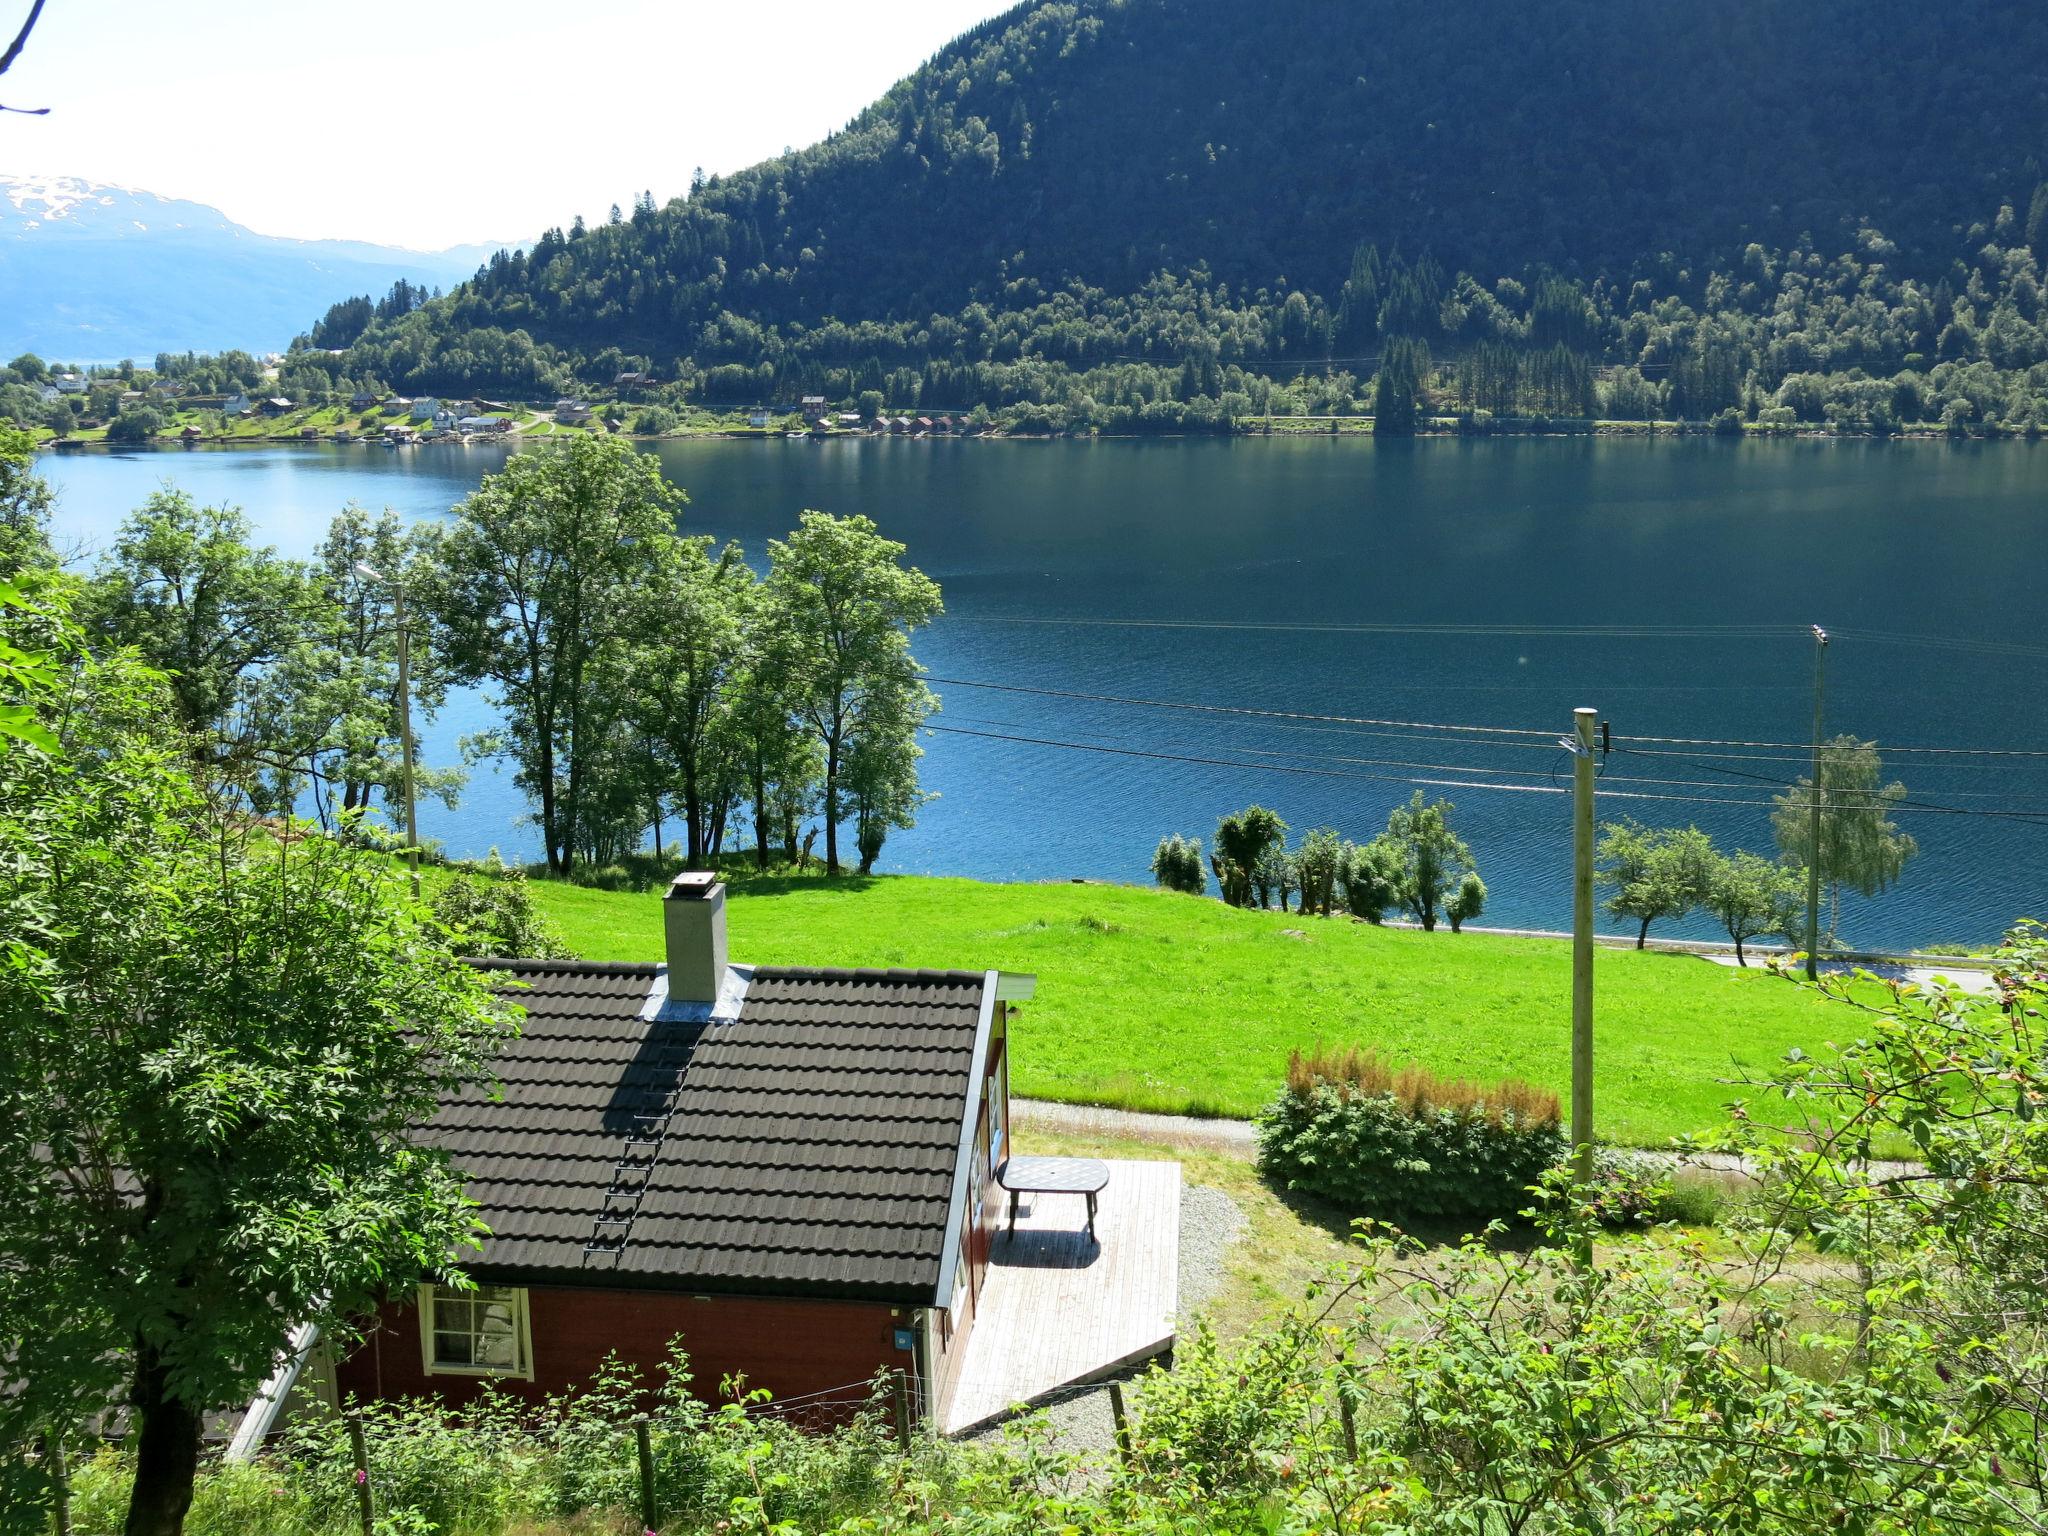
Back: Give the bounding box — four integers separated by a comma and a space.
0, 176, 507, 361
345, 0, 2048, 359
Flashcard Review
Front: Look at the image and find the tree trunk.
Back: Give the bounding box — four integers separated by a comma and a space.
651, 800, 663, 860
752, 760, 769, 871
124, 1352, 204, 1536
683, 761, 703, 864
822, 748, 841, 875
1638, 916, 1651, 949
1734, 934, 1747, 966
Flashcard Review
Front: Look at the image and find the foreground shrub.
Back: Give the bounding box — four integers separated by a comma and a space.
432, 851, 575, 958
1149, 833, 1205, 894
1256, 1046, 1563, 1219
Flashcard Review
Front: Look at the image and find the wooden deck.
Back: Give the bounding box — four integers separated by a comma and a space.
942, 1159, 1181, 1436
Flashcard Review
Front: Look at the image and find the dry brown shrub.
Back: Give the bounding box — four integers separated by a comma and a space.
1285, 1043, 1560, 1129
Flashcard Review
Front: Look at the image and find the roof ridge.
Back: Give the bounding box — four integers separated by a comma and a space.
747, 965, 988, 984
463, 958, 659, 976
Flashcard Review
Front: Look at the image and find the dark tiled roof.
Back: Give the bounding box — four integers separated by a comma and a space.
429, 962, 989, 1303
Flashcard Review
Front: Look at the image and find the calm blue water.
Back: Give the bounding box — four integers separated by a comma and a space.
39, 435, 2048, 947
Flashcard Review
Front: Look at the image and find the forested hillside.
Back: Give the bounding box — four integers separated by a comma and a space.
296, 0, 2048, 431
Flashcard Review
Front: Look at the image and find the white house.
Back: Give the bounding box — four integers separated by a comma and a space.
53, 374, 87, 395
410, 397, 441, 422
221, 394, 253, 416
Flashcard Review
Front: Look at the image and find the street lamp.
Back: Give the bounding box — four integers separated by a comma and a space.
356, 561, 420, 898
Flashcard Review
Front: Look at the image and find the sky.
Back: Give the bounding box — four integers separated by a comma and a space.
0, 0, 1018, 251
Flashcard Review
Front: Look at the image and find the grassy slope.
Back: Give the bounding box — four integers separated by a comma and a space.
528, 873, 1848, 1146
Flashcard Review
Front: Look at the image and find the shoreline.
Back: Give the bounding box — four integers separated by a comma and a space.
31, 421, 2037, 453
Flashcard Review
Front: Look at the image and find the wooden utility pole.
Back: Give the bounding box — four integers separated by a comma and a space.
1570, 707, 1598, 1211
1804, 626, 1829, 980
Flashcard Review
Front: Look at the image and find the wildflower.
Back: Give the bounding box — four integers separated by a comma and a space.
354, 1469, 367, 1487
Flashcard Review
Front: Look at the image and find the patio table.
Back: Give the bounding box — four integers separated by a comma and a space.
996, 1155, 1110, 1238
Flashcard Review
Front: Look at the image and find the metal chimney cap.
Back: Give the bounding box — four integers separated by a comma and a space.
666, 871, 720, 901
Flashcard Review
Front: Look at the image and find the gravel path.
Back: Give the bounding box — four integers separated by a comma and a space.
1013, 1096, 1257, 1154
967, 1181, 1246, 1455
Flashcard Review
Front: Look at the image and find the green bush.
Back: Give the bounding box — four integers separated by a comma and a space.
431, 851, 575, 959
1149, 833, 1205, 894
1256, 1046, 1563, 1220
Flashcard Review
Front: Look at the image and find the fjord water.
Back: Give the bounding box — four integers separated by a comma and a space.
41, 436, 2048, 948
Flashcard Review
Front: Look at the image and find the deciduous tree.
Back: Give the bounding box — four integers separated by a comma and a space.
0, 593, 510, 1536
1596, 820, 1718, 948
1381, 791, 1475, 932
762, 511, 941, 875
430, 435, 686, 873
1771, 735, 1918, 944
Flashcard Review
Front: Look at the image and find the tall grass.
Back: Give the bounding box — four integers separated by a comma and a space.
1284, 1044, 1560, 1129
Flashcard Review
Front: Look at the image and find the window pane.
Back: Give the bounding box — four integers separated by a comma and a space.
433, 1330, 473, 1366
473, 1328, 515, 1367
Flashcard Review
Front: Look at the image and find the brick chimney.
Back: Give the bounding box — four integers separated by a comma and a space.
662, 872, 727, 1005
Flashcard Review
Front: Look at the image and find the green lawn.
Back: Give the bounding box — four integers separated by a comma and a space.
525, 872, 1851, 1147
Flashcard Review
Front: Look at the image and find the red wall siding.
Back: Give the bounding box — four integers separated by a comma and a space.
334, 1285, 913, 1414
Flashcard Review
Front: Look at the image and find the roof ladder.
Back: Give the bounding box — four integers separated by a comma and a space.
581, 1055, 691, 1267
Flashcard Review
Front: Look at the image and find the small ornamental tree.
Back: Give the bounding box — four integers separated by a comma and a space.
1150, 832, 1206, 894
1596, 819, 1718, 947
1211, 805, 1287, 908
1381, 791, 1476, 932
1445, 870, 1487, 932
1340, 835, 1404, 922
0, 596, 513, 1536
1293, 827, 1347, 916
1705, 847, 1801, 964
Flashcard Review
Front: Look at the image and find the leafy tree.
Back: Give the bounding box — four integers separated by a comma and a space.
287, 506, 460, 828
620, 534, 752, 864
82, 491, 321, 781
0, 423, 54, 578
1381, 791, 1475, 932
1210, 804, 1287, 909
429, 435, 686, 873
843, 672, 935, 875
0, 594, 509, 1536
762, 511, 942, 875
431, 852, 574, 959
1339, 835, 1404, 922
1702, 848, 1802, 965
1150, 832, 1205, 894
1596, 820, 1719, 947
105, 405, 164, 442
1445, 870, 1487, 932
1770, 735, 1918, 945
1293, 826, 1346, 915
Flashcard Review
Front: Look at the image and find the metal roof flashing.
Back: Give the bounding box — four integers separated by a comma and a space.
640, 961, 754, 1025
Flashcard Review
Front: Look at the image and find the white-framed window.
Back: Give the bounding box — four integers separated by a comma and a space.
416, 1284, 534, 1380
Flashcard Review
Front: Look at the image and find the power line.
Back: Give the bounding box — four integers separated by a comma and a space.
931, 674, 2048, 761
1620, 731, 2048, 758
927, 675, 1556, 738
948, 617, 1802, 639
927, 717, 2048, 827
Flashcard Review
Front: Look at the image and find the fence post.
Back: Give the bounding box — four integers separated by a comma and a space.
634, 1415, 657, 1534
44, 1432, 69, 1536
346, 1414, 374, 1536
891, 1369, 912, 1452
1107, 1382, 1130, 1468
